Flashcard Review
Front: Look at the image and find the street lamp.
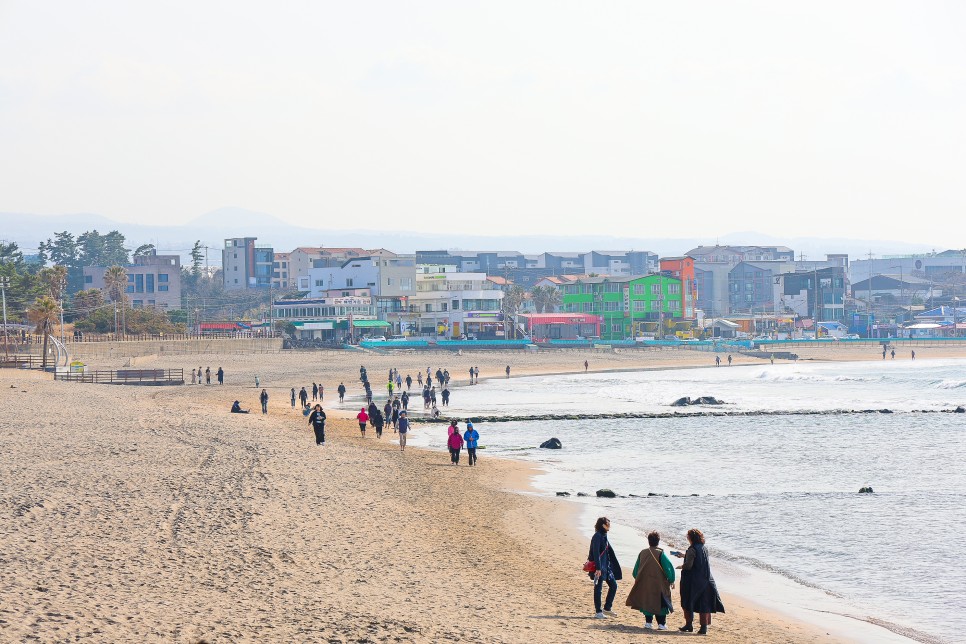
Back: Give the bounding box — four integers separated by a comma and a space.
0, 276, 9, 360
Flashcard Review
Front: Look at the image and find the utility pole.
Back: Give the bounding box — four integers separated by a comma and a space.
60, 276, 66, 345
868, 251, 874, 339
0, 276, 9, 360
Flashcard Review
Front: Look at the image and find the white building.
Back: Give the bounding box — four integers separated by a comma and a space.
411, 265, 505, 338
271, 292, 381, 340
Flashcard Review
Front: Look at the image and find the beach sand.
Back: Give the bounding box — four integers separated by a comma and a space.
2, 344, 953, 642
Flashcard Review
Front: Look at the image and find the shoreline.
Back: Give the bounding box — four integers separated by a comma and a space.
3, 347, 961, 641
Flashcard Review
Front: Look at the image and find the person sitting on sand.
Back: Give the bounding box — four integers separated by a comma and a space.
231, 401, 249, 414
430, 404, 441, 419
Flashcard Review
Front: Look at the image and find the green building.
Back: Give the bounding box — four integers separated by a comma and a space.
560, 275, 685, 340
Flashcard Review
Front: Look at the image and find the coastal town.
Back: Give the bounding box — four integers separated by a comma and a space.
8, 237, 961, 348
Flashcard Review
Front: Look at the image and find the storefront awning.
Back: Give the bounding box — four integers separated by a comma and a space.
351, 319, 390, 328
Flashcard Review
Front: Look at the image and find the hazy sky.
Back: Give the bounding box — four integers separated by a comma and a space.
1, 2, 964, 244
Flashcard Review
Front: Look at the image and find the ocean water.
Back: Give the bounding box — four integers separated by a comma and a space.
410, 360, 966, 643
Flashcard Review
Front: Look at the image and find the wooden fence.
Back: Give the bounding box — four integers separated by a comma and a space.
54, 368, 185, 385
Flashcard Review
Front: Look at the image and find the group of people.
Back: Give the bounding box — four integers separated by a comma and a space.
713, 355, 734, 367
588, 518, 723, 634
445, 420, 479, 466
190, 366, 224, 384
355, 406, 410, 451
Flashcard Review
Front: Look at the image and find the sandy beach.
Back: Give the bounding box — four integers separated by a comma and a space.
2, 344, 957, 642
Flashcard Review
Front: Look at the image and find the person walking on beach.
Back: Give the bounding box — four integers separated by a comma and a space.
625, 531, 675, 630
396, 373, 402, 391
469, 366, 475, 384
391, 399, 400, 431
447, 424, 464, 465
883, 347, 887, 360
715, 355, 720, 367
417, 372, 423, 387
441, 387, 450, 407
318, 383, 323, 401
430, 386, 437, 407
312, 383, 318, 401
770, 354, 775, 365
217, 367, 224, 385
891, 348, 896, 360
197, 367, 203, 384
401, 390, 409, 411
398, 411, 409, 451
255, 374, 260, 388
387, 380, 394, 397
726, 355, 732, 366
383, 400, 392, 430
299, 387, 308, 408
205, 367, 211, 385
290, 387, 297, 410
356, 408, 369, 438
588, 517, 621, 619
911, 350, 916, 360
372, 406, 384, 439
191, 368, 196, 384
673, 528, 724, 635
463, 422, 479, 466
406, 374, 412, 390
584, 360, 589, 372
308, 404, 326, 446
338, 382, 346, 402
260, 389, 269, 414
505, 364, 511, 378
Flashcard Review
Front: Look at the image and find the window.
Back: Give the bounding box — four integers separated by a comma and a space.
633, 300, 646, 312
651, 284, 661, 294
133, 300, 143, 308
84, 275, 93, 284
146, 274, 155, 293
611, 323, 622, 332
452, 300, 460, 310
604, 301, 619, 311
670, 301, 680, 310
668, 284, 680, 294
633, 284, 645, 295
315, 280, 323, 287
441, 303, 448, 312
159, 285, 169, 292
387, 278, 393, 286
158, 274, 168, 282
425, 303, 433, 313
346, 279, 353, 287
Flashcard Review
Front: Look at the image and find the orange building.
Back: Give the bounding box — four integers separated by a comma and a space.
659, 256, 697, 319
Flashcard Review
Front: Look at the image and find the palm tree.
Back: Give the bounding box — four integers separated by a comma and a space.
103, 265, 128, 336
27, 296, 62, 371
531, 285, 562, 314
501, 285, 527, 338
38, 265, 68, 300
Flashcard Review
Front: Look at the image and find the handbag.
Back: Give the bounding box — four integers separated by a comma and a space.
583, 542, 608, 573
649, 548, 674, 614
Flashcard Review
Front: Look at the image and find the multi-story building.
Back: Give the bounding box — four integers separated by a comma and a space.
659, 256, 697, 319
271, 252, 292, 290
559, 274, 686, 340
271, 291, 380, 340
778, 267, 849, 321
411, 265, 505, 338
83, 252, 182, 310
850, 250, 966, 286
688, 245, 796, 316
299, 255, 418, 334
288, 246, 369, 287
222, 237, 274, 290
728, 260, 840, 316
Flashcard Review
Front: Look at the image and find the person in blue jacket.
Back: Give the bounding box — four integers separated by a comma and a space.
588, 516, 622, 619
463, 422, 479, 466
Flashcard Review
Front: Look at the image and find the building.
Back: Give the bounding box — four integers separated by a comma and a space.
517, 313, 602, 340
777, 267, 848, 321
83, 252, 183, 310
659, 256, 697, 319
850, 274, 940, 305
289, 247, 369, 286
688, 245, 796, 316
271, 292, 381, 340
410, 265, 505, 338
222, 237, 274, 290
559, 274, 686, 341
851, 250, 966, 286
299, 255, 417, 333
271, 252, 292, 290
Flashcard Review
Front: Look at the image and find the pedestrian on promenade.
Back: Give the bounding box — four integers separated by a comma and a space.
447, 424, 464, 465
625, 531, 675, 630
217, 367, 224, 384
260, 389, 269, 414
588, 516, 621, 619
356, 408, 369, 438
398, 411, 409, 451
308, 404, 326, 446
673, 528, 724, 635
463, 422, 479, 466
338, 382, 346, 402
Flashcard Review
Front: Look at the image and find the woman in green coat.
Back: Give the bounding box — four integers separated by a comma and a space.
624, 531, 675, 630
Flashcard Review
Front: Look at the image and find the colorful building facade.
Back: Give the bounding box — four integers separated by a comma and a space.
560, 275, 686, 340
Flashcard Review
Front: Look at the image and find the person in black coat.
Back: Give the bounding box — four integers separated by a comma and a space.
674, 528, 724, 634
337, 382, 346, 402
308, 404, 326, 445
588, 516, 622, 618
371, 407, 384, 439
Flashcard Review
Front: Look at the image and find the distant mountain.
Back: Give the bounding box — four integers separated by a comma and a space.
0, 208, 942, 266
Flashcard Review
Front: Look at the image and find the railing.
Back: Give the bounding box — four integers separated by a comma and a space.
0, 354, 48, 369
54, 368, 185, 385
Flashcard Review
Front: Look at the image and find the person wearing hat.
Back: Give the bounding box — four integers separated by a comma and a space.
463, 422, 479, 466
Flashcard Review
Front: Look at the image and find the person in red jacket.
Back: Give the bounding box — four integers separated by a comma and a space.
356, 408, 369, 438
447, 426, 464, 465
